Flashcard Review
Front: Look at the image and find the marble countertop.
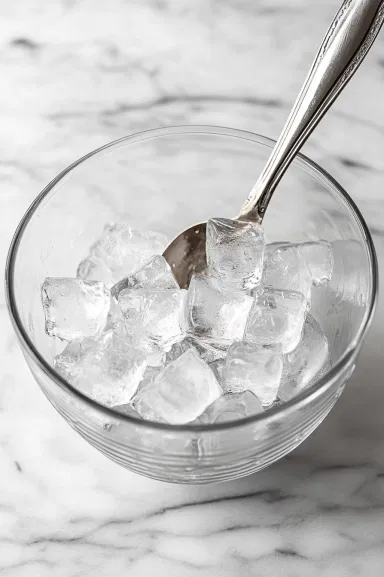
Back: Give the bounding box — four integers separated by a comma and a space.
2, 1, 384, 575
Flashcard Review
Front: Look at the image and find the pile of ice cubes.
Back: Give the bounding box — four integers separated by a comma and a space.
41, 219, 333, 425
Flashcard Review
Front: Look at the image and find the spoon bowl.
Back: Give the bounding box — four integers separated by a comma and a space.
163, 222, 207, 288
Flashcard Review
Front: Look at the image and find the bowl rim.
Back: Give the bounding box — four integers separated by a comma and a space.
5, 125, 378, 433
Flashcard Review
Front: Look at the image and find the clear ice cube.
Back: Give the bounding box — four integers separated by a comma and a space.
41, 277, 110, 341
132, 349, 222, 424
279, 315, 330, 402
223, 341, 283, 405
104, 295, 127, 335
264, 241, 291, 260
309, 239, 369, 362
108, 303, 165, 368
264, 241, 333, 288
262, 244, 312, 303
57, 330, 147, 406
77, 223, 168, 288
245, 288, 307, 353
196, 391, 263, 424
53, 338, 93, 380
186, 274, 253, 346
297, 240, 333, 286
206, 217, 265, 290
111, 255, 178, 300
118, 288, 186, 353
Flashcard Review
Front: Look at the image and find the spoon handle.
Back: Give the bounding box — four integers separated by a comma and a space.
239, 0, 384, 223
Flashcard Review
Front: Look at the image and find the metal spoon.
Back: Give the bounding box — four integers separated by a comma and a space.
164, 0, 384, 288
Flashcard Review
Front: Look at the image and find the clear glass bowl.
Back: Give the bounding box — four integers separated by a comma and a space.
5, 126, 377, 484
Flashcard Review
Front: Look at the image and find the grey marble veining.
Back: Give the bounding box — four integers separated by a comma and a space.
1, 0, 384, 575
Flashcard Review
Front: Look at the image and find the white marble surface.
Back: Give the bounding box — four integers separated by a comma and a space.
2, 0, 384, 575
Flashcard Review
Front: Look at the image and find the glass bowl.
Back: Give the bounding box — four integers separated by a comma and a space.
5, 126, 377, 484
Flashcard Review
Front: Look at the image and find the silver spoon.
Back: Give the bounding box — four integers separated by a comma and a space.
164, 0, 384, 288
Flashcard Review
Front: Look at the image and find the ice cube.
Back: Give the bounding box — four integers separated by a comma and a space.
77, 223, 167, 288
118, 288, 186, 353
279, 315, 330, 402
297, 240, 333, 286
111, 255, 178, 300
65, 330, 146, 406
264, 241, 291, 260
262, 244, 312, 302
186, 274, 253, 346
41, 277, 110, 341
310, 240, 369, 361
245, 288, 307, 353
132, 349, 222, 424
105, 295, 127, 336
53, 338, 93, 380
206, 217, 264, 290
264, 241, 333, 288
223, 341, 283, 405
197, 391, 263, 424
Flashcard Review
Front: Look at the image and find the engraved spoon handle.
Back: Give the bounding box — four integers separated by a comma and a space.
239, 0, 384, 223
